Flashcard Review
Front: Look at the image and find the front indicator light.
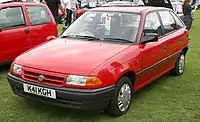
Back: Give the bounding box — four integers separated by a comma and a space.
66, 75, 102, 87
85, 76, 102, 87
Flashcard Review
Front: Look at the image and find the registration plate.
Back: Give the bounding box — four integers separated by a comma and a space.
23, 83, 56, 99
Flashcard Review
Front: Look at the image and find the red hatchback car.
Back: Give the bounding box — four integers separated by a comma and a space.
0, 2, 58, 64
7, 6, 189, 117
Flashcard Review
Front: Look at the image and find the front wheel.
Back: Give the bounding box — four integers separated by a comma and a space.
170, 52, 185, 76
106, 76, 133, 117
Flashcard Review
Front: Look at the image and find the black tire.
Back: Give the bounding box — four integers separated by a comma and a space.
170, 51, 185, 76
106, 76, 133, 117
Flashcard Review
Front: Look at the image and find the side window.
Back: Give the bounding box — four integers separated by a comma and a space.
26, 6, 51, 26
0, 7, 25, 29
158, 11, 176, 34
170, 11, 185, 29
141, 12, 162, 42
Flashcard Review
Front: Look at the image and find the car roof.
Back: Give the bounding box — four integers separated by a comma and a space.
102, 1, 136, 5
102, 0, 144, 6
91, 6, 171, 14
0, 1, 44, 8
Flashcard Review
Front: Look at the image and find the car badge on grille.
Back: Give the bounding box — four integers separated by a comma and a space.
38, 75, 44, 82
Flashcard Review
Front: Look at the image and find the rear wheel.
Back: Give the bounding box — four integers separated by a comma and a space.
170, 52, 185, 76
106, 76, 132, 117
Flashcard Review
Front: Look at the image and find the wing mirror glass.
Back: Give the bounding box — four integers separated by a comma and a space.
141, 32, 158, 44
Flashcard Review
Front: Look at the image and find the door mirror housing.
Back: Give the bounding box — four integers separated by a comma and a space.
46, 35, 56, 41
141, 33, 158, 44
0, 27, 2, 32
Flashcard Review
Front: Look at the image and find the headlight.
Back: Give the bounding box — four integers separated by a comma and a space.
66, 75, 102, 87
11, 64, 22, 75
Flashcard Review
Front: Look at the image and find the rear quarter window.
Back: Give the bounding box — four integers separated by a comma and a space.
170, 11, 185, 29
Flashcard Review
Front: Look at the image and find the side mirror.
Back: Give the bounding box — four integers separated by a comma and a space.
46, 35, 56, 41
0, 27, 2, 32
141, 33, 158, 44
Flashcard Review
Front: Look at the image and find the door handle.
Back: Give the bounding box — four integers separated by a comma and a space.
163, 46, 167, 52
24, 29, 30, 34
179, 37, 183, 42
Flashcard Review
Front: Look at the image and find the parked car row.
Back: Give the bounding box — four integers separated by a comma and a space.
6, 0, 194, 24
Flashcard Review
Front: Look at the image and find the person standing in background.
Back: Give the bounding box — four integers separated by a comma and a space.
62, 0, 72, 28
77, 0, 81, 8
182, 0, 193, 30
44, 0, 65, 25
71, 0, 79, 23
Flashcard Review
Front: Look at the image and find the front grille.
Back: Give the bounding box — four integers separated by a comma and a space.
22, 67, 66, 87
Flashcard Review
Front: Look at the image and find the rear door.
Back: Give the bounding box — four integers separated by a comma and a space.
25, 5, 58, 45
157, 10, 187, 70
0, 6, 31, 63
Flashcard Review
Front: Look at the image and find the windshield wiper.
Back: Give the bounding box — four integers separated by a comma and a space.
72, 35, 101, 40
103, 38, 133, 43
60, 35, 74, 38
60, 35, 101, 40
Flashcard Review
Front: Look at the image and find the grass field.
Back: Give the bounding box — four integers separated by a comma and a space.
1, 11, 200, 122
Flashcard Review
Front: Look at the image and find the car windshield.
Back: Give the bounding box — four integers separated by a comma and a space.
61, 11, 141, 43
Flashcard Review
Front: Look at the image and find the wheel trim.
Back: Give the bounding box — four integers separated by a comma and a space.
117, 84, 131, 112
178, 54, 185, 73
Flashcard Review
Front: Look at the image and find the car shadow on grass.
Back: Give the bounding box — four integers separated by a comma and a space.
132, 73, 171, 100
16, 73, 173, 121
20, 98, 112, 121
0, 63, 11, 74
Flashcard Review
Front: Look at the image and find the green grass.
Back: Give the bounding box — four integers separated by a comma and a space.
1, 11, 200, 122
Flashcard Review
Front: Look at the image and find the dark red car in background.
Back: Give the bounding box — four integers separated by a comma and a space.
58, 7, 88, 24
0, 1, 58, 64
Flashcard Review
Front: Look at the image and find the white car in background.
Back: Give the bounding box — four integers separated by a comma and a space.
171, 0, 183, 15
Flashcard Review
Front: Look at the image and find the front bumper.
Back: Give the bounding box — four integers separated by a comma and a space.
7, 73, 115, 112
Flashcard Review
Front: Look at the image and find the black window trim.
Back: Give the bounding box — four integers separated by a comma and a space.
169, 10, 185, 30
0, 6, 26, 30
25, 5, 51, 26
139, 9, 186, 44
157, 9, 183, 37
139, 10, 164, 44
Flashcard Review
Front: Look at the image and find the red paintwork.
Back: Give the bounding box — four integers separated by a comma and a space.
12, 7, 189, 91
0, 2, 58, 64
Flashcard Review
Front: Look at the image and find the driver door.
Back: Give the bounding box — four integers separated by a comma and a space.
135, 11, 167, 89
